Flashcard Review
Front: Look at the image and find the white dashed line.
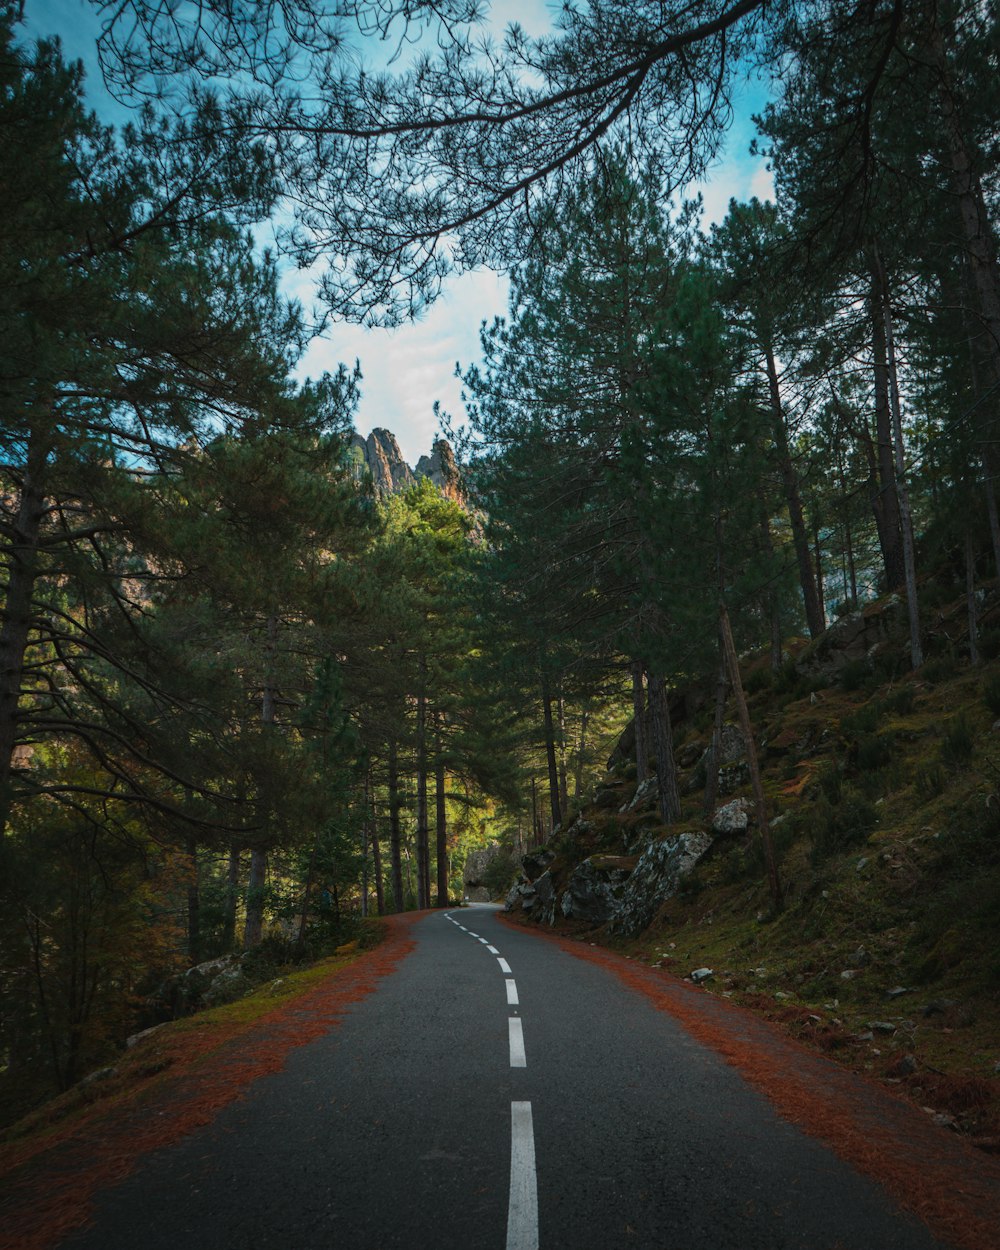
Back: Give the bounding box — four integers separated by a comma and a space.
508, 1017, 527, 1067
487, 945, 500, 954
506, 1102, 538, 1250
506, 979, 519, 1006
479, 937, 489, 944
498, 957, 512, 974
468, 932, 479, 938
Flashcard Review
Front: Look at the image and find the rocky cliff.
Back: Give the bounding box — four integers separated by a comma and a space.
348, 429, 462, 500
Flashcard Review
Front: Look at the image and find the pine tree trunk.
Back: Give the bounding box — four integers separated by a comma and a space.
875, 247, 923, 669
757, 508, 783, 669
245, 614, 278, 947
186, 836, 201, 966
388, 740, 404, 912
703, 649, 728, 820
813, 516, 825, 625
574, 708, 589, 802
297, 831, 321, 941
719, 604, 782, 910
557, 695, 569, 817
243, 847, 267, 949
416, 684, 429, 909
371, 800, 385, 916
541, 682, 562, 831
966, 529, 981, 666
765, 345, 824, 637
631, 660, 648, 784
222, 843, 240, 952
868, 261, 905, 590
648, 672, 680, 824
435, 720, 448, 907
0, 445, 47, 839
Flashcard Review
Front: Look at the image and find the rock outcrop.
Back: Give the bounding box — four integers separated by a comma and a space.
348, 429, 463, 500
414, 439, 463, 501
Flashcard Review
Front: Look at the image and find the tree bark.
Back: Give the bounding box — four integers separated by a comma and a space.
631, 660, 648, 783
719, 603, 782, 910
416, 685, 429, 909
703, 648, 728, 820
541, 681, 562, 831
186, 835, 201, 965
243, 847, 267, 948
874, 245, 923, 669
222, 842, 240, 952
966, 528, 980, 667
648, 672, 680, 824
557, 695, 569, 817
435, 717, 449, 906
764, 344, 824, 637
388, 739, 404, 912
371, 796, 385, 916
574, 708, 589, 802
868, 260, 905, 590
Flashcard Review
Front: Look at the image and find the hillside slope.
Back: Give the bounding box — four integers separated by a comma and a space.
504, 589, 1000, 1150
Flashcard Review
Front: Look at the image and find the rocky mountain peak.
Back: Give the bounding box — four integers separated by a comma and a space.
349, 428, 462, 501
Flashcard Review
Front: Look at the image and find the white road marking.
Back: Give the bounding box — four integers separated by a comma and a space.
506, 979, 519, 1006
459, 926, 468, 931
479, 937, 489, 944
468, 932, 479, 938
487, 945, 500, 954
498, 957, 512, 974
506, 1102, 538, 1250
508, 1017, 527, 1067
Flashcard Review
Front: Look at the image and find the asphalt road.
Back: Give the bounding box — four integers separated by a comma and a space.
63, 904, 955, 1250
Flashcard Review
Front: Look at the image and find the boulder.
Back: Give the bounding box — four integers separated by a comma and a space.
560, 857, 634, 925
463, 843, 510, 902
610, 832, 714, 937
795, 595, 903, 680
711, 797, 750, 836
532, 870, 557, 926
521, 848, 555, 881
620, 776, 659, 814
694, 724, 750, 796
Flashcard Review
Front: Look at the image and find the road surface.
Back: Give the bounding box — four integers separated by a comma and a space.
63, 904, 956, 1250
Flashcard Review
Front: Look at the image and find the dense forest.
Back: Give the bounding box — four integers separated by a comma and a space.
2, 0, 998, 1116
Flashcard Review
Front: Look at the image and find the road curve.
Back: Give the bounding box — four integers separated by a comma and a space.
61, 904, 959, 1250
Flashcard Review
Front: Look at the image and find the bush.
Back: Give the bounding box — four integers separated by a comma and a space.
745, 666, 774, 695
939, 714, 975, 767
915, 761, 947, 801
839, 658, 871, 692
810, 787, 878, 863
883, 686, 916, 716
923, 656, 959, 685
856, 732, 894, 772
817, 761, 843, 804
842, 701, 881, 735
983, 676, 1000, 719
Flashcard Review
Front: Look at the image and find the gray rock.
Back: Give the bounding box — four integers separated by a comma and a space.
712, 797, 750, 836
532, 870, 557, 926
690, 967, 714, 984
895, 1054, 918, 1075
620, 776, 659, 814
203, 966, 251, 1005
610, 832, 713, 937
848, 946, 870, 967
127, 1022, 169, 1049
80, 1064, 118, 1086
560, 857, 632, 925
869, 1021, 897, 1033
885, 985, 912, 998
521, 848, 555, 881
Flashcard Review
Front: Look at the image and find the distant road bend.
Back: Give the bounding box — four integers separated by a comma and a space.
59, 904, 996, 1250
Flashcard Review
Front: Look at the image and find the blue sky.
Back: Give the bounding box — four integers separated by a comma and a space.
24, 0, 773, 465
